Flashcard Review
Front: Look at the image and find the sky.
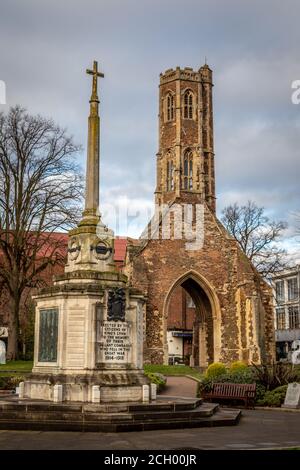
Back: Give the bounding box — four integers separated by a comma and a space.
0, 0, 300, 257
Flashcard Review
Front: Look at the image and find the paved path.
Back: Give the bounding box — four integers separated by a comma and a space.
0, 409, 299, 449
1, 377, 299, 450
159, 375, 198, 398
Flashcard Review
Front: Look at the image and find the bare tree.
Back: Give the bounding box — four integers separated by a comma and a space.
221, 201, 288, 278
0, 106, 83, 359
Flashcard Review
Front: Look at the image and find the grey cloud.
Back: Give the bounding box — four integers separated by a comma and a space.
0, 0, 300, 247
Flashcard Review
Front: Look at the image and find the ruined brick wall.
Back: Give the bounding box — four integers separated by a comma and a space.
168, 286, 184, 330
126, 203, 275, 365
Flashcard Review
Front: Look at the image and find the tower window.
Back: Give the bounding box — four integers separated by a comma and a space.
166, 93, 175, 121
183, 150, 193, 190
167, 160, 174, 191
183, 90, 193, 119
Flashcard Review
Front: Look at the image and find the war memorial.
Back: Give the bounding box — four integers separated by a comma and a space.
0, 61, 240, 431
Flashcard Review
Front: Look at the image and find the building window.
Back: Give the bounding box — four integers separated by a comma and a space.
183, 150, 193, 190
166, 160, 174, 191
287, 277, 298, 301
288, 306, 300, 329
275, 280, 285, 304
183, 90, 193, 119
276, 308, 286, 330
166, 93, 174, 121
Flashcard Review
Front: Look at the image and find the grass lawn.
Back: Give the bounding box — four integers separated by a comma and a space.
1, 362, 203, 379
144, 364, 203, 380
0, 360, 33, 376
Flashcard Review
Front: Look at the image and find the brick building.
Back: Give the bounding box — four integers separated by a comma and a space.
125, 65, 275, 367
272, 265, 300, 360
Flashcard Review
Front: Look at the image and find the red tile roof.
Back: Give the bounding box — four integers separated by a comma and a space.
1, 233, 129, 264
114, 237, 128, 262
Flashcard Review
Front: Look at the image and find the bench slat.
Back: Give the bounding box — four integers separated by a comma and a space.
205, 382, 256, 407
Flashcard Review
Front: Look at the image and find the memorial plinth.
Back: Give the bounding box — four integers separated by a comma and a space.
23, 269, 148, 403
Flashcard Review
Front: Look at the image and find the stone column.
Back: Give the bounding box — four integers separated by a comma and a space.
81, 61, 104, 225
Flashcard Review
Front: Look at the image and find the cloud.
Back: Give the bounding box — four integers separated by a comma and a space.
0, 0, 299, 253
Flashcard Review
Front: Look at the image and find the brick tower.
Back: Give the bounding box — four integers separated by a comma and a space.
155, 65, 216, 212
127, 65, 275, 367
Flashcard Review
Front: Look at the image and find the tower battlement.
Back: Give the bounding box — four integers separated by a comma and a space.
160, 65, 213, 85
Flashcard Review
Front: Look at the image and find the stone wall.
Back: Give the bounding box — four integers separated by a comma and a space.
126, 203, 276, 365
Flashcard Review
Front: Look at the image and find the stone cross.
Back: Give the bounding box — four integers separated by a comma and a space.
86, 61, 104, 101
82, 61, 104, 220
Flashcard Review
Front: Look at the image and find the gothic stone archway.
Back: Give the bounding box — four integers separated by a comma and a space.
163, 271, 221, 367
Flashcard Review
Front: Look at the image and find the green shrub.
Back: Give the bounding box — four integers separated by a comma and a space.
0, 377, 7, 389
205, 362, 227, 379
257, 385, 288, 407
255, 383, 267, 401
226, 368, 256, 383
293, 365, 300, 382
197, 363, 299, 404
230, 361, 248, 372
144, 372, 166, 392
252, 362, 300, 391
197, 378, 212, 396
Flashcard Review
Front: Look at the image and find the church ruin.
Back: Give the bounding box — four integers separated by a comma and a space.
125, 65, 275, 366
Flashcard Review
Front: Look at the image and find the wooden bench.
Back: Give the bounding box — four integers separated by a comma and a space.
202, 382, 256, 408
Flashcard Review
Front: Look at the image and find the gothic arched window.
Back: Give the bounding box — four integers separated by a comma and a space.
167, 160, 174, 191
166, 93, 175, 121
183, 150, 193, 190
183, 90, 193, 119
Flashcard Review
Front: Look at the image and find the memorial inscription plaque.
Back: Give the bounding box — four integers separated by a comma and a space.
98, 321, 132, 364
282, 382, 300, 409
